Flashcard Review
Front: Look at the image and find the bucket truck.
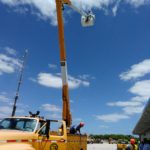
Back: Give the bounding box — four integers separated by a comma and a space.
0, 0, 95, 149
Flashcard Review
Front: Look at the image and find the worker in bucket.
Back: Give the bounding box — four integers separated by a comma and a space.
126, 138, 138, 150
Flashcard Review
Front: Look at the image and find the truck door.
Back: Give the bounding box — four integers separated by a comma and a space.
37, 120, 67, 150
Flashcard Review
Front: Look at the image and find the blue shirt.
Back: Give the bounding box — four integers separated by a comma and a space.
143, 144, 150, 150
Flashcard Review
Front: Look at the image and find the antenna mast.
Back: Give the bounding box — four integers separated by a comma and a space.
11, 50, 28, 117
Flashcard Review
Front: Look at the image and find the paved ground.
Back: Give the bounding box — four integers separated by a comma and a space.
87, 144, 117, 150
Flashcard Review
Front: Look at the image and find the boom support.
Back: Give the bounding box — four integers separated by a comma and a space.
55, 0, 72, 128
55, 0, 95, 128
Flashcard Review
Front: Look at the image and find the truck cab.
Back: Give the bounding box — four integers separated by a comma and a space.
0, 116, 67, 150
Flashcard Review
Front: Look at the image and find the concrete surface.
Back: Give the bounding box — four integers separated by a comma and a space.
87, 143, 117, 150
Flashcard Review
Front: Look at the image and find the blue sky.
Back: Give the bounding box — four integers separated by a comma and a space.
0, 0, 150, 135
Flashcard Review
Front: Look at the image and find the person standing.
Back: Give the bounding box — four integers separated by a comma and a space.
126, 138, 138, 150
139, 139, 144, 150
143, 138, 150, 150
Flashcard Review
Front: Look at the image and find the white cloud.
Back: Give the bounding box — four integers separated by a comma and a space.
50, 113, 61, 119
131, 96, 149, 102
41, 104, 61, 112
35, 72, 90, 89
29, 77, 37, 82
96, 113, 129, 122
107, 101, 142, 107
126, 0, 150, 7
1, 0, 150, 25
112, 0, 121, 16
13, 7, 29, 14
68, 75, 90, 88
99, 125, 109, 128
0, 105, 24, 118
4, 47, 17, 56
46, 113, 61, 119
0, 94, 10, 103
0, 0, 57, 25
112, 5, 118, 16
100, 59, 150, 122
120, 59, 150, 81
71, 0, 115, 14
0, 114, 8, 119
70, 99, 74, 103
78, 74, 91, 80
129, 80, 150, 97
36, 73, 61, 88
123, 105, 144, 115
0, 54, 21, 75
48, 64, 57, 69
0, 106, 12, 114
73, 118, 83, 122
78, 74, 95, 80
106, 97, 146, 116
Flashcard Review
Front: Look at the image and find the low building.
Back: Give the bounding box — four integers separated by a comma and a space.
133, 99, 150, 139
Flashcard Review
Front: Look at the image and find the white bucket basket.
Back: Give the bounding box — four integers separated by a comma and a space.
81, 14, 95, 27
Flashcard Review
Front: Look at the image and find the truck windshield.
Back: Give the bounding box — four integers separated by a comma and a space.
0, 118, 37, 132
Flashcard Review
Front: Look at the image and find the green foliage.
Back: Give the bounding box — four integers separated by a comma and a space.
89, 134, 138, 141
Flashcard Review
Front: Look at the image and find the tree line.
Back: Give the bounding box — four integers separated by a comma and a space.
89, 134, 138, 141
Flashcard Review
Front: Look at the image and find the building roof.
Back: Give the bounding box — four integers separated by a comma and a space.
133, 99, 150, 135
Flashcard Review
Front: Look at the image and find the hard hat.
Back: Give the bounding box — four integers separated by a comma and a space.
130, 138, 135, 144
80, 122, 84, 127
